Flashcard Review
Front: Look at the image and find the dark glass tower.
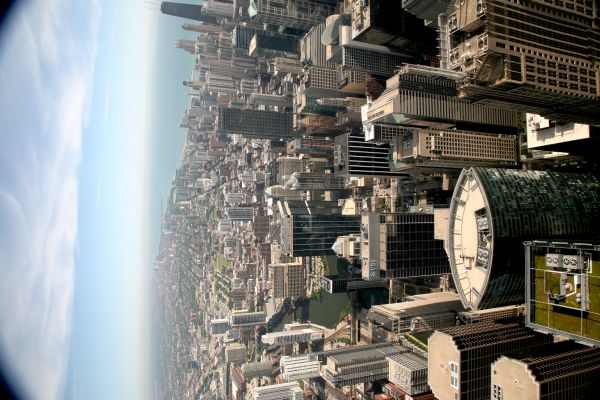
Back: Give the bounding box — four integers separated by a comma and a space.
161, 2, 218, 23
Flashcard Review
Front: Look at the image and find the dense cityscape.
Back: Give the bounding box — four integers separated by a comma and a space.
151, 1, 600, 399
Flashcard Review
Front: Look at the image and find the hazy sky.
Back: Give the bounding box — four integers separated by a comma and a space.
0, 1, 192, 398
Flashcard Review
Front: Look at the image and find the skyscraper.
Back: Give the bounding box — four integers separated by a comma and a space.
439, 0, 600, 125
161, 2, 218, 24
334, 128, 399, 177
248, 0, 335, 31
448, 167, 600, 310
279, 200, 360, 257
270, 262, 305, 298
361, 212, 451, 280
217, 107, 294, 139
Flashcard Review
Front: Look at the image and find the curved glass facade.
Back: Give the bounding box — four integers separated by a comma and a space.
448, 167, 600, 310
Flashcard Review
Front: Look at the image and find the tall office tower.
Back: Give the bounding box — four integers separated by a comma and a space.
242, 361, 273, 379
272, 57, 303, 77
491, 341, 600, 400
284, 172, 347, 191
274, 157, 305, 185
229, 310, 266, 326
232, 24, 265, 50
217, 107, 294, 138
249, 32, 298, 58
350, 0, 437, 52
226, 206, 254, 221
367, 292, 464, 333
390, 127, 519, 172
238, 78, 258, 95
251, 382, 303, 400
225, 343, 247, 364
231, 366, 247, 400
439, 0, 600, 125
225, 193, 246, 204
428, 322, 552, 400
175, 39, 197, 54
182, 23, 222, 34
279, 200, 361, 257
525, 241, 600, 346
247, 0, 335, 31
448, 168, 600, 310
209, 59, 253, 79
321, 342, 408, 387
205, 73, 236, 93
299, 22, 336, 68
265, 186, 305, 202
322, 13, 418, 74
248, 93, 292, 109
210, 318, 231, 335
269, 262, 305, 298
287, 138, 334, 156
364, 64, 518, 132
202, 0, 234, 18
161, 2, 218, 24
402, 0, 450, 27
361, 212, 451, 280
334, 129, 398, 177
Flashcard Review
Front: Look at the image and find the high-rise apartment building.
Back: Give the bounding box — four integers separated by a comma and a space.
361, 212, 451, 280
428, 322, 552, 400
217, 107, 294, 138
448, 167, 600, 310
439, 0, 600, 125
270, 262, 305, 298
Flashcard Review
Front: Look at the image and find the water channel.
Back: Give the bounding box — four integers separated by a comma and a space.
271, 257, 388, 330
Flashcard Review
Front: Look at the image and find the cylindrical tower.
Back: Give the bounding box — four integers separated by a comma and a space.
448, 167, 600, 310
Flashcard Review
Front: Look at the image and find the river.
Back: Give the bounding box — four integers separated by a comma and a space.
271, 256, 388, 330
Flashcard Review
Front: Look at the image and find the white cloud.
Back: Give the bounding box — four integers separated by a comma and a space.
0, 1, 100, 399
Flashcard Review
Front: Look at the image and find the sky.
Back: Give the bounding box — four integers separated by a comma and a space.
0, 1, 194, 399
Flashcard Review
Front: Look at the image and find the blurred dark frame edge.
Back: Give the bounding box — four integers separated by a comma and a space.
0, 1, 18, 34
1, 0, 24, 394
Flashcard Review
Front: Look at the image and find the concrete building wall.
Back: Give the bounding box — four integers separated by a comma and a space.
491, 357, 539, 400
428, 332, 460, 400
